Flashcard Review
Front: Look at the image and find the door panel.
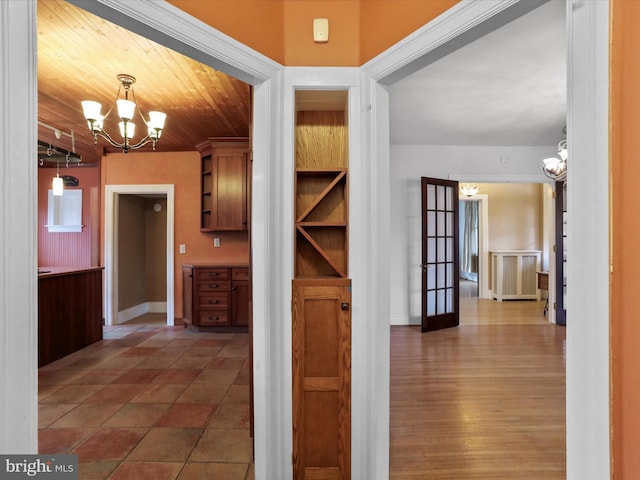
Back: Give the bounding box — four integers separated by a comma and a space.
292, 279, 351, 480
421, 177, 460, 332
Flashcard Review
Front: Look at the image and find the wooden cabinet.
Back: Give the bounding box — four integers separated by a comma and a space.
231, 267, 250, 327
182, 264, 250, 331
198, 137, 250, 232
292, 95, 351, 480
38, 268, 103, 367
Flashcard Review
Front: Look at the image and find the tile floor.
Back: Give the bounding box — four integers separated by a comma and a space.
38, 314, 254, 480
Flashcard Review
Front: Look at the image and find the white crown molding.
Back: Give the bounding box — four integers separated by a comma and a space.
363, 0, 546, 84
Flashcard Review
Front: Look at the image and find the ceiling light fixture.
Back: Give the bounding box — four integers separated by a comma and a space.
81, 74, 166, 153
541, 128, 568, 181
52, 159, 63, 196
460, 184, 480, 197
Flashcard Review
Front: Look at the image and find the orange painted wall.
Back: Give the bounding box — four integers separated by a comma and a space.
167, 0, 459, 66
166, 0, 285, 64
611, 1, 640, 478
283, 0, 360, 66
359, 0, 459, 62
101, 150, 249, 320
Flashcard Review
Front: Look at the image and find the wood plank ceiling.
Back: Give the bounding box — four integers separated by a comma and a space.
37, 0, 251, 166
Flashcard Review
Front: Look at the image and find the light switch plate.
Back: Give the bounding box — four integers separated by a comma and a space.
179, 244, 186, 254
313, 18, 329, 43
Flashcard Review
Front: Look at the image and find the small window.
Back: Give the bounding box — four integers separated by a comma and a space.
46, 189, 83, 232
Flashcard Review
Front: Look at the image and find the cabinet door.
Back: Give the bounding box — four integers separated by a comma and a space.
231, 280, 250, 326
292, 279, 351, 480
182, 267, 193, 325
212, 148, 248, 231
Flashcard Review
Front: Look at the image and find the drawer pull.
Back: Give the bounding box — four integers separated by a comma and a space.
208, 285, 220, 289
208, 300, 220, 304
208, 316, 220, 321
208, 273, 220, 277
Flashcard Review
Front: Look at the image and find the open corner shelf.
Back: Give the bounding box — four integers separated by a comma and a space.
294, 168, 348, 278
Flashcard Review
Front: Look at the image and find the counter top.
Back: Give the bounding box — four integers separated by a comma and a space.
38, 266, 104, 278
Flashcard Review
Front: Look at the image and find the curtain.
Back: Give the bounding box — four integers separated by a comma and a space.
461, 200, 479, 275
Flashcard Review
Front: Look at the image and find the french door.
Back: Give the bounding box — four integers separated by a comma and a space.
421, 177, 460, 332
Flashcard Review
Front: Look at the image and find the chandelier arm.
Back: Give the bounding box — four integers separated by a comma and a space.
127, 135, 156, 151
95, 130, 127, 150
130, 87, 150, 124
102, 82, 123, 122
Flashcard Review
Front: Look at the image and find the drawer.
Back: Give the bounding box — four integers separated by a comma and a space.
198, 292, 229, 309
197, 280, 231, 292
198, 310, 229, 326
232, 268, 250, 280
196, 268, 230, 281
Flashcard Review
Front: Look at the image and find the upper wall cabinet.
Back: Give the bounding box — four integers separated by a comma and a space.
198, 137, 250, 232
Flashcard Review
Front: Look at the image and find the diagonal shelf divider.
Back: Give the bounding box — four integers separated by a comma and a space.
296, 169, 347, 223
296, 225, 347, 278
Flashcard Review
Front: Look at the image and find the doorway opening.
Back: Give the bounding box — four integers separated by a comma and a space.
115, 193, 168, 324
104, 184, 175, 326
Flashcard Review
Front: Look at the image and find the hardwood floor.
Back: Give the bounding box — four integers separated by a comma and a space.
390, 299, 566, 479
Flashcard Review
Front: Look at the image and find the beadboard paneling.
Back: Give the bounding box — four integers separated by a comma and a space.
38, 167, 100, 268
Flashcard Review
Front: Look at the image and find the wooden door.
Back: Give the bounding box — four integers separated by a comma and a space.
555, 181, 566, 325
292, 278, 351, 480
421, 177, 460, 332
212, 148, 248, 230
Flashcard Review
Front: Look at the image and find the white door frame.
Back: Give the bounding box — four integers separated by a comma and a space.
104, 184, 175, 326
363, 1, 611, 479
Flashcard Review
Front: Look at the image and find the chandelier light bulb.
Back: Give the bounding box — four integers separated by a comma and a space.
119, 121, 135, 140
81, 100, 102, 121
116, 99, 136, 121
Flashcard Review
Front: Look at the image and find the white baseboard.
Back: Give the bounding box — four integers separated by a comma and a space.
390, 313, 421, 326
117, 302, 168, 324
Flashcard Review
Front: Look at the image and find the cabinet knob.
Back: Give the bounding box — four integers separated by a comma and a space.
341, 302, 350, 311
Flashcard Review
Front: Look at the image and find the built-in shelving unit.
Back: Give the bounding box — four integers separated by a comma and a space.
292, 91, 351, 480
294, 109, 348, 278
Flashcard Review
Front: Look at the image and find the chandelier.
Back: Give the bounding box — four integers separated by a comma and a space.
459, 184, 480, 197
81, 74, 166, 153
541, 129, 568, 181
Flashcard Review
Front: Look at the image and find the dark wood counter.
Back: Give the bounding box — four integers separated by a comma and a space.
38, 267, 103, 367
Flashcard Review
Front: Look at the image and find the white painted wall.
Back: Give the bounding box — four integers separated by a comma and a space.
389, 144, 555, 325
